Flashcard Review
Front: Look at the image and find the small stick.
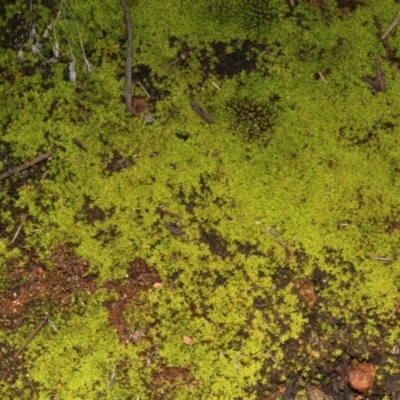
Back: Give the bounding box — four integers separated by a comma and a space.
0, 148, 55, 182
11, 214, 27, 244
190, 100, 214, 123
374, 15, 395, 60
120, 0, 133, 115
73, 138, 87, 152
158, 207, 181, 219
381, 9, 400, 40
211, 82, 221, 91
14, 316, 48, 358
137, 81, 151, 99
371, 256, 392, 261
0, 315, 48, 379
317, 71, 328, 84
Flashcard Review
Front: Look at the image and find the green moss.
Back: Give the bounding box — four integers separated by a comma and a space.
1, 0, 400, 397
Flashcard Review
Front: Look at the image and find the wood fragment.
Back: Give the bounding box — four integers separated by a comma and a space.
158, 207, 181, 219
164, 222, 184, 235
0, 148, 56, 182
120, 0, 133, 115
190, 100, 214, 123
362, 58, 386, 92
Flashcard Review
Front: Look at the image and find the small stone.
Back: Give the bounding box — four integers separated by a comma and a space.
347, 361, 375, 392
143, 115, 155, 124
183, 335, 192, 345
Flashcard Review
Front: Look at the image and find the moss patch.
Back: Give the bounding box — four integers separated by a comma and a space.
1, 0, 400, 398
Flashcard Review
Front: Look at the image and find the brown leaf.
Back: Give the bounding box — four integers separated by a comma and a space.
132, 97, 149, 116
294, 278, 318, 308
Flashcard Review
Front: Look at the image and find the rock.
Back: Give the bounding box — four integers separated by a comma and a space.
347, 361, 375, 392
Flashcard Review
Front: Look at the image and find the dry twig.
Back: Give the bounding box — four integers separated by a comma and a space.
0, 316, 48, 379
190, 100, 214, 123
317, 70, 328, 84
0, 148, 55, 182
381, 9, 400, 40
137, 81, 151, 99
120, 0, 133, 115
374, 15, 395, 60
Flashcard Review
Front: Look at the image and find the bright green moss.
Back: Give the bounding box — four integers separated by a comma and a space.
2, 0, 400, 397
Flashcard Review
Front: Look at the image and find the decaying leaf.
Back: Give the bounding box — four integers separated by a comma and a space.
132, 97, 149, 116
294, 278, 318, 308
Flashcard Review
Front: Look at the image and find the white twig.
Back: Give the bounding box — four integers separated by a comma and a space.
137, 81, 151, 99
317, 71, 328, 84
11, 223, 23, 244
212, 82, 221, 91
62, 0, 91, 72
381, 9, 400, 40
371, 256, 392, 261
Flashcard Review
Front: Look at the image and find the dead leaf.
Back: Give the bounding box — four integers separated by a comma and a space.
132, 97, 149, 116
294, 278, 318, 308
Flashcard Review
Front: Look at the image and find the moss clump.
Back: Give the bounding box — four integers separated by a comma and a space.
239, 0, 289, 32
227, 95, 280, 144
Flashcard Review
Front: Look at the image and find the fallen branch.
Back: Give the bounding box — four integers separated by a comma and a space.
0, 148, 56, 182
120, 0, 133, 115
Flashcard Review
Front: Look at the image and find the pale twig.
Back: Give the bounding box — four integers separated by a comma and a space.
211, 82, 221, 91
381, 9, 400, 40
61, 0, 91, 72
137, 81, 151, 99
371, 256, 392, 261
317, 71, 328, 84
11, 214, 27, 244
0, 148, 55, 181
